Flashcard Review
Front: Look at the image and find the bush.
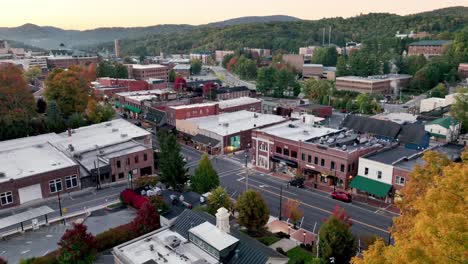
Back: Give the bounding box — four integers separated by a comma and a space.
135, 175, 159, 189
95, 223, 134, 252
132, 195, 149, 210
20, 251, 59, 264
258, 236, 281, 246
57, 223, 96, 264
120, 189, 137, 205
276, 247, 286, 255
150, 196, 169, 213
287, 246, 317, 264
276, 231, 290, 239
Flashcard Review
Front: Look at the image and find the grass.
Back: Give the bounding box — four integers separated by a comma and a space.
287, 246, 317, 264
258, 236, 281, 246
107, 202, 123, 209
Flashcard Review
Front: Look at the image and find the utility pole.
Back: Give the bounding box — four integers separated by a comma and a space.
278, 183, 289, 221
245, 149, 249, 191
322, 28, 325, 46
328, 26, 332, 47
57, 191, 63, 225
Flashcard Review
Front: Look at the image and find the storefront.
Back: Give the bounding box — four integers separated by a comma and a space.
349, 175, 392, 203
192, 134, 221, 155
271, 156, 298, 177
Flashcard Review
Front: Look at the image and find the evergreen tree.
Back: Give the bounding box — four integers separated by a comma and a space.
191, 154, 219, 194
169, 69, 176, 82
190, 59, 202, 75
236, 190, 269, 233
115, 63, 129, 79
256, 66, 276, 95
158, 131, 187, 191
36, 97, 47, 113
319, 207, 357, 264
207, 186, 233, 215
45, 100, 66, 133
67, 113, 87, 129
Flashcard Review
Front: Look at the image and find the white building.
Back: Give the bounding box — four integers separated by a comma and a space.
419, 93, 459, 113
424, 116, 461, 142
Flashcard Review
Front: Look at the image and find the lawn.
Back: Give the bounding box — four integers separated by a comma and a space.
258, 235, 281, 246
287, 246, 321, 264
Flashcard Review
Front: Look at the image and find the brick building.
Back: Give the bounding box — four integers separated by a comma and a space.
408, 40, 451, 58
458, 63, 468, 78
302, 64, 324, 79
335, 74, 411, 95
166, 103, 219, 126
215, 50, 234, 63
218, 97, 262, 113
215, 86, 251, 100
47, 56, 99, 69
282, 54, 304, 72
173, 64, 191, 78
92, 78, 151, 98
115, 89, 177, 119
126, 64, 169, 82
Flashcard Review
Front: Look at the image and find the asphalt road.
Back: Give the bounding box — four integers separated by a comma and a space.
210, 66, 256, 90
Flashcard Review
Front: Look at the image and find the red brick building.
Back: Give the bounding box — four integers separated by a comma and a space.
47, 56, 99, 69
218, 97, 262, 113
127, 64, 169, 82
92, 78, 151, 98
408, 40, 451, 58
166, 103, 219, 126
458, 63, 468, 78
215, 86, 251, 100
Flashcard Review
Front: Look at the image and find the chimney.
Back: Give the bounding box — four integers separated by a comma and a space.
215, 207, 230, 233
67, 128, 72, 137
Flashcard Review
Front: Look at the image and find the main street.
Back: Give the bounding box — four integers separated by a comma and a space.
210, 66, 257, 90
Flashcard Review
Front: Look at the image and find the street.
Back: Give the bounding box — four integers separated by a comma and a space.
210, 66, 257, 90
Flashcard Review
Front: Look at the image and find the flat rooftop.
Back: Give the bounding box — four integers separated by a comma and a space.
218, 97, 261, 109
170, 102, 218, 110
337, 74, 412, 83
173, 64, 191, 70
0, 142, 77, 183
116, 89, 175, 98
258, 120, 339, 142
189, 222, 238, 251
371, 113, 418, 125
115, 227, 218, 264
130, 64, 167, 69
364, 146, 420, 164
188, 110, 286, 136
394, 143, 465, 171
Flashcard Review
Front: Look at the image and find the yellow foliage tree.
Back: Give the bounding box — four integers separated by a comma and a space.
352, 150, 468, 264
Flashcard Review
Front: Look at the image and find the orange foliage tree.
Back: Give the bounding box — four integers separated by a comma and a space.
282, 199, 304, 228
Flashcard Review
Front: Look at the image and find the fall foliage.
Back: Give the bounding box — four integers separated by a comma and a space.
352, 150, 468, 264
57, 223, 96, 264
282, 199, 304, 227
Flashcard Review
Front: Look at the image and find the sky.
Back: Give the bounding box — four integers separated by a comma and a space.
1, 0, 466, 30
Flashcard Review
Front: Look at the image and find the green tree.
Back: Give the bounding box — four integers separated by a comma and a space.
67, 113, 87, 129
190, 59, 202, 75
191, 154, 219, 194
158, 131, 187, 191
319, 207, 357, 264
169, 69, 176, 82
45, 68, 89, 118
123, 56, 134, 64
336, 56, 350, 76
115, 63, 129, 79
222, 54, 235, 68
429, 83, 447, 98
96, 60, 116, 78
58, 223, 96, 264
311, 47, 338, 66
256, 66, 276, 95
207, 186, 233, 215
86, 100, 115, 124
45, 100, 66, 133
303, 78, 332, 104
236, 190, 269, 233
451, 90, 468, 132
23, 66, 42, 84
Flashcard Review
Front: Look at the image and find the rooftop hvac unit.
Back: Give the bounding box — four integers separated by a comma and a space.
0, 172, 5, 178
112, 128, 119, 132
68, 144, 75, 152
342, 145, 347, 151
223, 123, 229, 127
165, 235, 181, 248
105, 122, 112, 127
120, 133, 128, 138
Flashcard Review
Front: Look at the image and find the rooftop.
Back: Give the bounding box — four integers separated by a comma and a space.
218, 97, 261, 109
336, 74, 412, 83
394, 143, 465, 171
429, 116, 459, 129
364, 145, 420, 164
169, 102, 218, 110
371, 112, 418, 125
303, 64, 323, 68
409, 40, 452, 46
173, 64, 191, 70
130, 64, 167, 70
116, 89, 175, 98
217, 86, 250, 94
258, 120, 339, 142
189, 222, 239, 251
188, 110, 286, 136
0, 142, 77, 183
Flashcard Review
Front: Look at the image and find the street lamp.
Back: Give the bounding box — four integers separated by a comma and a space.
244, 143, 250, 191
278, 183, 290, 220
303, 231, 307, 244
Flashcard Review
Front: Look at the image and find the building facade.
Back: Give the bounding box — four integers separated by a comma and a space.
408, 40, 451, 58
127, 64, 169, 82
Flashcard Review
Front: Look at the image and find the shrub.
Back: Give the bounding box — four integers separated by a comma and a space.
276, 231, 290, 239
150, 196, 169, 213
258, 236, 281, 246
132, 202, 160, 235
135, 175, 159, 189
120, 189, 137, 205
95, 223, 134, 252
276, 247, 286, 255
132, 195, 149, 210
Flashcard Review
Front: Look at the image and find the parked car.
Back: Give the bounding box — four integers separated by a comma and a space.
331, 191, 352, 202
288, 178, 304, 188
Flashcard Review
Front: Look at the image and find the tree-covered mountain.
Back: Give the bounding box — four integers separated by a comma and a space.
91, 6, 468, 56
0, 15, 301, 50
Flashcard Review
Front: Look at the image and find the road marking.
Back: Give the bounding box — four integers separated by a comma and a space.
25, 241, 32, 244
0, 251, 5, 255
237, 177, 245, 182
43, 250, 49, 256
259, 185, 269, 188
21, 250, 30, 254
247, 182, 390, 234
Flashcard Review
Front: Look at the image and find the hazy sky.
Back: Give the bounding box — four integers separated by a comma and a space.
2, 0, 466, 30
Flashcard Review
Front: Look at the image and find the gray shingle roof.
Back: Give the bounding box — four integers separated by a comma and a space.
398, 123, 428, 145
171, 210, 287, 264
341, 115, 401, 139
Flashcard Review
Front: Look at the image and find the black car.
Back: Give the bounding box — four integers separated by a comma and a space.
288, 178, 304, 188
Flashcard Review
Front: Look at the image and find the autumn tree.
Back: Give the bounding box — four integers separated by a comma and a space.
173, 76, 187, 92
132, 201, 160, 235
451, 88, 468, 132
319, 206, 356, 264
58, 223, 96, 264
237, 190, 269, 233
282, 199, 304, 228
0, 63, 36, 140
23, 66, 42, 84
157, 131, 187, 191
207, 186, 233, 215
45, 68, 90, 118
303, 78, 333, 104
352, 150, 467, 264
86, 100, 115, 124
191, 154, 219, 194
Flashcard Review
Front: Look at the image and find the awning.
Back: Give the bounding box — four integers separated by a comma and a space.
191, 134, 220, 147
114, 101, 122, 108
271, 156, 298, 168
124, 104, 142, 114
0, 206, 54, 229
349, 176, 392, 198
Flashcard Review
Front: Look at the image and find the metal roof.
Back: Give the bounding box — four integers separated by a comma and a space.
0, 206, 54, 229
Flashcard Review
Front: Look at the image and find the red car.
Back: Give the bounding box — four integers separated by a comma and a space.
331, 191, 352, 202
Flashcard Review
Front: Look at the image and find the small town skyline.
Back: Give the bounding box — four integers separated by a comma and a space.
0, 0, 465, 30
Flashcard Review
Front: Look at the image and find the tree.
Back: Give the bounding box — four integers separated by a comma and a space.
191, 154, 219, 194
222, 54, 235, 68
336, 56, 350, 76
45, 68, 90, 118
96, 60, 116, 78
451, 89, 468, 133
115, 63, 129, 79
23, 66, 42, 84
169, 69, 176, 82
236, 190, 269, 233
0, 63, 36, 140
135, 175, 159, 189
123, 56, 134, 64
190, 59, 202, 75
158, 131, 187, 191
312, 47, 338, 66
173, 76, 187, 91
45, 100, 66, 133
429, 83, 447, 98
304, 78, 332, 104
319, 206, 356, 264
57, 223, 96, 264
256, 66, 276, 95
132, 201, 160, 235
207, 186, 233, 215
273, 68, 298, 98
352, 150, 467, 264
282, 199, 303, 228
36, 97, 47, 113
67, 113, 87, 129
86, 100, 115, 124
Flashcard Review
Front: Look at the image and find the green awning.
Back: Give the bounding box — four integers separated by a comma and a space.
124, 104, 142, 114
114, 101, 122, 108
430, 132, 446, 139
349, 176, 392, 197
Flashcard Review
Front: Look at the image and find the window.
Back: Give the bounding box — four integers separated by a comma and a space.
331, 161, 335, 170
118, 173, 124, 179
347, 164, 351, 172
0, 192, 13, 205
308, 155, 312, 163
301, 153, 305, 161
135, 155, 139, 164
144, 154, 148, 161
49, 179, 62, 193
260, 144, 268, 151
276, 147, 282, 154
340, 164, 345, 172
352, 163, 355, 170
65, 175, 78, 189
395, 176, 406, 186
283, 149, 289, 156
117, 160, 121, 168
364, 167, 369, 175
321, 159, 325, 166
377, 171, 382, 179
314, 157, 318, 164
127, 158, 130, 165
291, 151, 297, 159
